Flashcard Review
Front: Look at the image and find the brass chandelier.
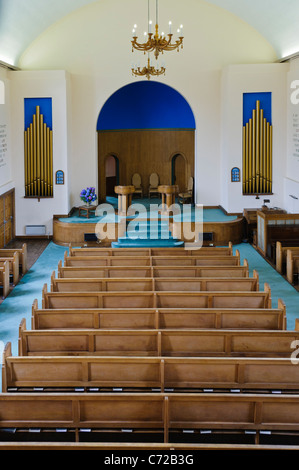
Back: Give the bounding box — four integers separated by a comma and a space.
131, 55, 166, 80
131, 0, 184, 60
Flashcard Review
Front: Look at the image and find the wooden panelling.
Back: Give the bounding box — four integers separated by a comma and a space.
97, 130, 195, 202
0, 189, 14, 247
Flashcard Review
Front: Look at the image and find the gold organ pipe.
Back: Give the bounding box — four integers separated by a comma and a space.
33, 114, 37, 195
249, 118, 252, 194
47, 127, 51, 195
243, 100, 272, 195
36, 106, 41, 197
270, 125, 273, 193
245, 122, 249, 194
50, 130, 53, 196
30, 123, 34, 194
40, 113, 44, 197
252, 109, 256, 194
256, 101, 260, 193
24, 105, 53, 198
259, 108, 264, 193
242, 126, 246, 194
43, 123, 48, 196
24, 131, 28, 196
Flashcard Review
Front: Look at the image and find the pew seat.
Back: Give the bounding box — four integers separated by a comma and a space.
0, 392, 298, 445
31, 302, 286, 331
50, 273, 260, 293
58, 261, 249, 279
41, 284, 272, 310
18, 319, 298, 357
3, 343, 298, 392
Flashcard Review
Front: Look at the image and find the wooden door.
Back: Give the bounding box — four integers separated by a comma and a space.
0, 189, 14, 247
172, 154, 186, 193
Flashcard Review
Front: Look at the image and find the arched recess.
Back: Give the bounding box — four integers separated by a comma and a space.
96, 81, 196, 202
171, 153, 188, 192
105, 154, 119, 196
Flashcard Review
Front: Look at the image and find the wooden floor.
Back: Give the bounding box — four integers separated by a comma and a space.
0, 238, 50, 305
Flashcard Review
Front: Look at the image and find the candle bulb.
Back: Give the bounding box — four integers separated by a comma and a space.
149, 20, 152, 33
169, 21, 172, 33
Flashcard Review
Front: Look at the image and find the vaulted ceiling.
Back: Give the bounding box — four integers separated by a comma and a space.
0, 0, 298, 67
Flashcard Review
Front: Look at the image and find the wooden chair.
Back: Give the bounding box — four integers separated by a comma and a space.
178, 176, 194, 204
148, 172, 159, 198
131, 173, 143, 198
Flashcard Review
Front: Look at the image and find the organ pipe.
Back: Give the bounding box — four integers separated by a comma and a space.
243, 100, 272, 195
24, 106, 53, 198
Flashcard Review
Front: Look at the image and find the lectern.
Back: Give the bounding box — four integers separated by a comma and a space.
158, 185, 179, 209
114, 185, 135, 215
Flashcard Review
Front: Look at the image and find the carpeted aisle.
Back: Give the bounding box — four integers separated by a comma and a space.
0, 242, 68, 387
0, 240, 298, 392
233, 243, 299, 330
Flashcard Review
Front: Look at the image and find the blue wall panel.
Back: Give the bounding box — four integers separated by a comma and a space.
97, 81, 195, 131
243, 92, 272, 126
24, 97, 52, 130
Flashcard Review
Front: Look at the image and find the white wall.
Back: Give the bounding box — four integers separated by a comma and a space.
15, 0, 277, 212
285, 57, 299, 213
221, 63, 289, 213
9, 70, 71, 236
0, 67, 14, 196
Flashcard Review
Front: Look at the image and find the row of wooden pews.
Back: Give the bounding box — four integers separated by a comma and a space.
1, 242, 299, 450
0, 244, 27, 299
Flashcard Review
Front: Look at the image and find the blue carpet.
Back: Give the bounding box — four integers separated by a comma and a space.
59, 198, 237, 223
0, 241, 298, 392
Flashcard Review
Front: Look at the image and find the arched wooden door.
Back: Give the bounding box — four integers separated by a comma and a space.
105, 154, 119, 197
171, 153, 186, 193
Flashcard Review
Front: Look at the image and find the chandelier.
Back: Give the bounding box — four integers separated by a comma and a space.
132, 55, 166, 80
131, 0, 184, 60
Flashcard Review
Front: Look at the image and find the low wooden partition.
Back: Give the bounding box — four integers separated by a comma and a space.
19, 319, 295, 357
68, 244, 234, 258
63, 253, 241, 268
3, 343, 298, 392
42, 283, 272, 309
50, 272, 260, 293
276, 241, 299, 274
31, 301, 286, 331
0, 392, 299, 444
58, 260, 249, 279
286, 249, 299, 284
0, 243, 27, 275
0, 261, 9, 298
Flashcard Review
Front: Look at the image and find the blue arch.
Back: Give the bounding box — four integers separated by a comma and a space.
97, 81, 196, 131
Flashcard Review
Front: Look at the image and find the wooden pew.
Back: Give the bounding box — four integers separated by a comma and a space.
0, 251, 19, 285
31, 299, 287, 331
68, 243, 234, 257
58, 259, 250, 279
41, 283, 272, 309
4, 342, 297, 392
63, 252, 241, 268
0, 392, 298, 445
286, 249, 299, 284
0, 261, 9, 298
19, 319, 295, 357
50, 272, 260, 293
276, 241, 299, 274
0, 243, 27, 275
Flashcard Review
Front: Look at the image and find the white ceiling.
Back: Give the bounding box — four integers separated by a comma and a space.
0, 0, 299, 67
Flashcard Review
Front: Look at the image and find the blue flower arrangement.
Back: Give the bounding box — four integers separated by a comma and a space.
80, 187, 97, 205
